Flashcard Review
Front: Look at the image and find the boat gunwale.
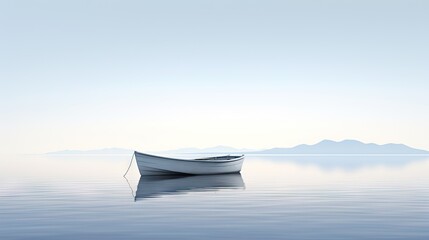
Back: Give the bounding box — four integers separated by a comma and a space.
134, 151, 244, 163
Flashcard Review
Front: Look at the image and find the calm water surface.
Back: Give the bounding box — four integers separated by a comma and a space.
1, 154, 429, 239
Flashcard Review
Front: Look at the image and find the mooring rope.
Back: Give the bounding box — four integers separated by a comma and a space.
123, 152, 135, 177
123, 175, 136, 201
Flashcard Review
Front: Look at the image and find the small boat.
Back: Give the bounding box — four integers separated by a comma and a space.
135, 173, 245, 200
134, 151, 245, 175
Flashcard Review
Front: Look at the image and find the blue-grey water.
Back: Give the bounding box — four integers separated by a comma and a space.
1, 154, 429, 240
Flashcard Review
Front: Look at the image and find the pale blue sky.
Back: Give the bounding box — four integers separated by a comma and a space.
1, 0, 428, 154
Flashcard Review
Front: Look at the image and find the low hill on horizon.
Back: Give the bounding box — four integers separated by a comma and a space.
161, 145, 254, 154
46, 146, 252, 155
47, 148, 133, 155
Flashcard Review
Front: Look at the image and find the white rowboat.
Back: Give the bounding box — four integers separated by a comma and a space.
134, 151, 245, 175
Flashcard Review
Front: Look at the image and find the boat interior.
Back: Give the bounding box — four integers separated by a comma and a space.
194, 155, 243, 161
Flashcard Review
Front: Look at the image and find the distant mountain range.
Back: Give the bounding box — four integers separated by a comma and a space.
254, 140, 429, 154
46, 140, 429, 155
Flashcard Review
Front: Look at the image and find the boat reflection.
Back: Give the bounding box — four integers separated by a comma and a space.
134, 173, 245, 200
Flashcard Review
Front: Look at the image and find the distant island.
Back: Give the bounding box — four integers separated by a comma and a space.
46, 140, 429, 155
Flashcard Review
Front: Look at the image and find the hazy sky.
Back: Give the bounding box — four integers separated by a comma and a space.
1, 0, 428, 154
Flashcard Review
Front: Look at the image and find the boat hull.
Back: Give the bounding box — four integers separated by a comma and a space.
134, 152, 244, 175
